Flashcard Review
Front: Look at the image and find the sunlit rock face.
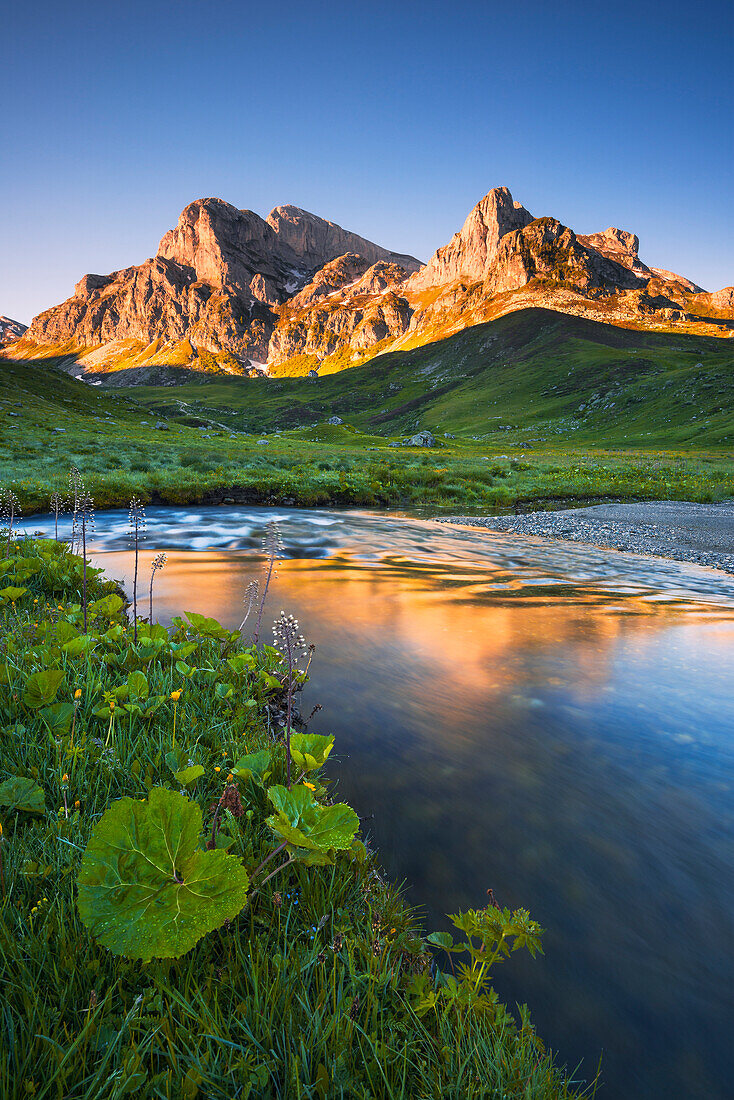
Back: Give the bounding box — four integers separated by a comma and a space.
406, 186, 534, 292
21, 199, 422, 367
0, 316, 27, 345
13, 186, 733, 380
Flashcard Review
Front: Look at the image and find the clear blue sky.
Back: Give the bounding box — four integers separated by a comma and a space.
3, 0, 732, 323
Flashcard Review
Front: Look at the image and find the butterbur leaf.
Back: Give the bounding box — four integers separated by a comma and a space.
0, 586, 27, 604
77, 787, 250, 961
126, 671, 149, 701
426, 931, 454, 950
0, 777, 45, 814
174, 765, 205, 787
63, 635, 96, 657
226, 654, 255, 676
88, 594, 125, 617
183, 612, 231, 641
23, 669, 65, 709
232, 750, 272, 785
289, 733, 334, 773
40, 701, 75, 734
266, 784, 358, 853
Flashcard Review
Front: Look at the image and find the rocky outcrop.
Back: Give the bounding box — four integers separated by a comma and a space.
0, 316, 27, 345
265, 205, 422, 274
485, 218, 646, 295
407, 187, 534, 292
694, 285, 734, 314
286, 253, 372, 310
22, 199, 421, 365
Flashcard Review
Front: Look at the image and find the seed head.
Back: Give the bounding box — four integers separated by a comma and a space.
263, 520, 284, 558
128, 496, 147, 538
272, 611, 308, 659
151, 552, 167, 573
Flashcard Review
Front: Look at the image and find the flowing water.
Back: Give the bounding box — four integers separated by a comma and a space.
22, 506, 734, 1100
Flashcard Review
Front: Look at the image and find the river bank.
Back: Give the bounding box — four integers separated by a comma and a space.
0, 536, 584, 1099
441, 500, 734, 575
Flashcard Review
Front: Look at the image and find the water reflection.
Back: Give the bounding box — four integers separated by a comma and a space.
21, 507, 734, 1099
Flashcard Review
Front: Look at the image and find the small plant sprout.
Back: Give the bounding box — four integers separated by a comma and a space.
149, 552, 167, 624
0, 489, 21, 558
239, 579, 260, 632
75, 490, 95, 633
253, 521, 283, 645
49, 492, 66, 541
128, 497, 146, 643
272, 611, 308, 788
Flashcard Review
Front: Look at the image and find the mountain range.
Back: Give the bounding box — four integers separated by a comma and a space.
5, 187, 733, 386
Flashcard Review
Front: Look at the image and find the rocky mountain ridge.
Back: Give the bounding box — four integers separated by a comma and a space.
0, 316, 28, 345
7, 188, 732, 383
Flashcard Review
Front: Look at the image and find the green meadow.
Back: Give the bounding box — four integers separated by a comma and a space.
2, 309, 732, 515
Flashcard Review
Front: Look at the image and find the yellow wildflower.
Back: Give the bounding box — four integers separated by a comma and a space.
214, 766, 221, 773
170, 690, 181, 701
74, 689, 82, 700
61, 774, 69, 784
304, 781, 316, 791
74, 800, 80, 809
109, 700, 115, 711
226, 773, 234, 782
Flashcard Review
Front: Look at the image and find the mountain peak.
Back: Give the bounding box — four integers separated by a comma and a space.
408, 186, 534, 292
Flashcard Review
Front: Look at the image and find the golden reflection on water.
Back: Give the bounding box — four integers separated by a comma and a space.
96, 543, 734, 1100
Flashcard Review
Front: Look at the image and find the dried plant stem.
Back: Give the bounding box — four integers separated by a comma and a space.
82, 515, 88, 633
132, 521, 139, 642
253, 554, 275, 646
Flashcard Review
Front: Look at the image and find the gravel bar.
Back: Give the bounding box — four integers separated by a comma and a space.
440, 501, 734, 575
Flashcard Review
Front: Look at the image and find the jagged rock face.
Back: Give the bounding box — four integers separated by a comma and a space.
28, 254, 273, 359
286, 253, 372, 310
266, 206, 422, 274
407, 187, 534, 292
696, 285, 734, 312
268, 284, 412, 363
13, 185, 731, 380
485, 218, 646, 295
0, 316, 27, 345
23, 198, 420, 364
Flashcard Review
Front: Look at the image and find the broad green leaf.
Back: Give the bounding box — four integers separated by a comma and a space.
40, 701, 75, 734
226, 654, 255, 676
55, 622, 80, 644
77, 787, 250, 961
63, 635, 96, 657
266, 785, 358, 853
23, 669, 65, 709
126, 671, 149, 701
88, 594, 124, 617
0, 777, 45, 814
426, 931, 454, 949
215, 682, 234, 700
174, 765, 205, 787
183, 612, 231, 641
232, 750, 272, 785
0, 586, 27, 604
290, 733, 335, 773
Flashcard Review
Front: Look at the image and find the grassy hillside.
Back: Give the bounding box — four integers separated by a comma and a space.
126, 309, 734, 447
1, 309, 732, 513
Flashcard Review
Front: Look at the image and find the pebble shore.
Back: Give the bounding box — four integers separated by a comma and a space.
441, 500, 734, 575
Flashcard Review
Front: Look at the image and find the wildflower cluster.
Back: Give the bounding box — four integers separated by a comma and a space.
272, 612, 308, 663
